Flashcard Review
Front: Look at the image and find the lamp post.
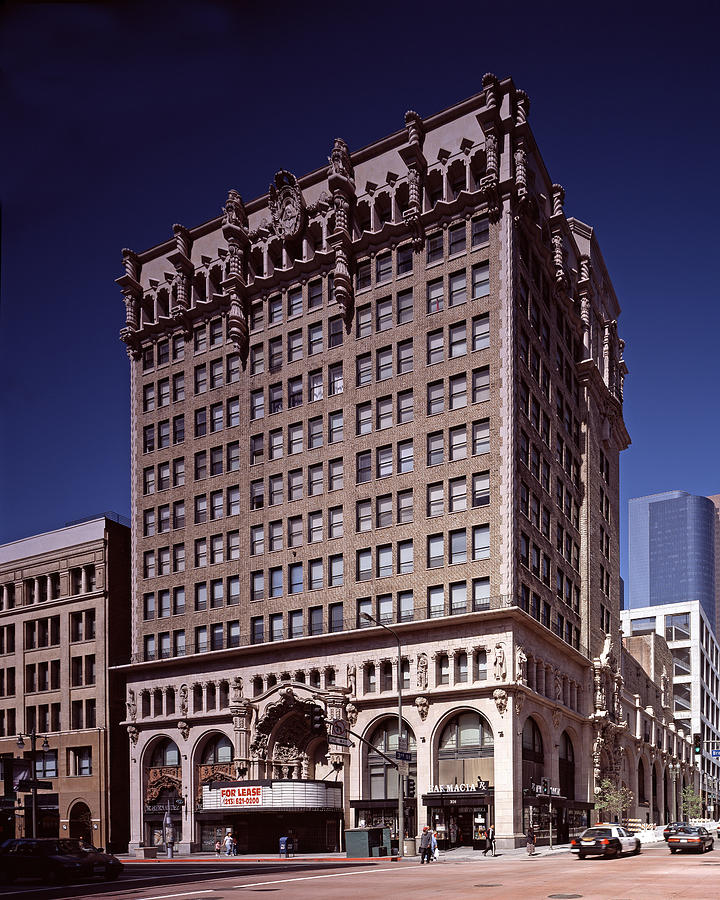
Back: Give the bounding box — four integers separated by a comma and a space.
361, 612, 404, 858
669, 762, 681, 821
17, 730, 50, 839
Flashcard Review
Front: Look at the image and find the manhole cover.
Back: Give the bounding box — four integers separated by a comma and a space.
548, 895, 583, 899
474, 886, 503, 889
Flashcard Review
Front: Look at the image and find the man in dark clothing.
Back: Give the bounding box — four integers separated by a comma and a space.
419, 826, 433, 863
483, 824, 495, 856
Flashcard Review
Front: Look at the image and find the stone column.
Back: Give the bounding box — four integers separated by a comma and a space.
447, 649, 457, 687
537, 661, 545, 697
81, 567, 88, 594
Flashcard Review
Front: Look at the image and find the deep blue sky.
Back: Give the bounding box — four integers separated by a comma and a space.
1, 2, 719, 590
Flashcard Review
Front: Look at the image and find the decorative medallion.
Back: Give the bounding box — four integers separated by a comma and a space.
269, 170, 306, 241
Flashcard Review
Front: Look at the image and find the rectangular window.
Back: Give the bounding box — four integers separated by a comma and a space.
449, 270, 467, 307
449, 222, 466, 255
427, 329, 444, 365
356, 354, 371, 386
397, 245, 413, 275
473, 577, 490, 611
288, 329, 303, 361
376, 347, 392, 381
427, 430, 444, 465
356, 499, 372, 532
449, 528, 467, 564
427, 380, 444, 415
308, 280, 323, 310
426, 278, 444, 314
397, 389, 414, 424
328, 315, 344, 348
472, 314, 490, 351
397, 439, 413, 473
473, 524, 490, 560
356, 260, 371, 290
328, 410, 343, 443
308, 415, 323, 448
426, 232, 443, 264
471, 215, 489, 247
428, 585, 444, 618
329, 602, 344, 633
376, 297, 392, 332
428, 534, 444, 568
397, 289, 413, 324
376, 252, 392, 284
357, 451, 371, 484
397, 489, 413, 524
449, 374, 467, 409
472, 262, 490, 298
472, 471, 490, 507
356, 305, 372, 338
472, 366, 490, 403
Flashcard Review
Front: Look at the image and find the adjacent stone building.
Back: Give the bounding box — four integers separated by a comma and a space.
0, 516, 131, 850
116, 74, 696, 852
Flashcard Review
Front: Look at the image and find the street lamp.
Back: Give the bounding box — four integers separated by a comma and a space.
17, 730, 50, 839
360, 612, 404, 858
669, 762, 682, 821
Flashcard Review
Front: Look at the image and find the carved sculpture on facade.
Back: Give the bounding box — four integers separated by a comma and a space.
515, 89, 530, 126
415, 695, 429, 721
345, 702, 358, 726
127, 725, 139, 745
552, 233, 569, 295
551, 184, 565, 217
127, 689, 137, 723
327, 138, 354, 182
231, 676, 244, 704
482, 73, 500, 110
417, 653, 429, 690
178, 720, 190, 741
179, 684, 188, 717
515, 691, 525, 716
269, 170, 306, 241
555, 671, 562, 703
346, 664, 356, 697
493, 688, 508, 716
515, 646, 527, 685
493, 643, 506, 680
552, 708, 561, 729
222, 189, 248, 228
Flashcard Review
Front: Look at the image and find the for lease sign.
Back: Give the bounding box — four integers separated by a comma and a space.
219, 786, 264, 807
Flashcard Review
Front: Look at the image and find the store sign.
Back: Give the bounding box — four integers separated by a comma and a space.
430, 782, 489, 793
145, 804, 182, 814
218, 786, 263, 807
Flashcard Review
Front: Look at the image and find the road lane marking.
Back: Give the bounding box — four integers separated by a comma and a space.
135, 892, 215, 900
234, 864, 425, 889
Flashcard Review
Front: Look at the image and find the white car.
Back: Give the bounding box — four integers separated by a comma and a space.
570, 825, 641, 859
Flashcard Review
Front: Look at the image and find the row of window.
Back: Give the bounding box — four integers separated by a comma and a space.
249, 315, 345, 375
427, 475, 491, 515
0, 566, 97, 611
519, 533, 580, 611
249, 555, 345, 601
23, 657, 95, 692
0, 667, 15, 696
249, 459, 346, 509
250, 507, 344, 553
427, 368, 490, 414
518, 584, 580, 650
250, 362, 344, 419
21, 698, 97, 733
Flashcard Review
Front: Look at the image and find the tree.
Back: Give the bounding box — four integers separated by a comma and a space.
681, 785, 703, 819
594, 778, 634, 821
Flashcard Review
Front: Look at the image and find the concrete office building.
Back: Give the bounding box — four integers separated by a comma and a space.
116, 74, 695, 853
0, 516, 131, 850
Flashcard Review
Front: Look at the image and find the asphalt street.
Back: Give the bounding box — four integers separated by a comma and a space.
2, 843, 720, 899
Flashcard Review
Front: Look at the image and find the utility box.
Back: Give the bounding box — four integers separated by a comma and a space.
344, 826, 392, 858
279, 836, 294, 857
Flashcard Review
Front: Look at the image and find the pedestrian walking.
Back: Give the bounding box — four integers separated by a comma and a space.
231, 833, 238, 856
224, 832, 234, 856
214, 839, 221, 856
430, 830, 438, 861
483, 824, 495, 857
526, 825, 536, 856
419, 826, 433, 863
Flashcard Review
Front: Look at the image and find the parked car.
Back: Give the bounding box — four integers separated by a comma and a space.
570, 825, 641, 859
0, 838, 123, 884
663, 822, 689, 841
667, 825, 714, 853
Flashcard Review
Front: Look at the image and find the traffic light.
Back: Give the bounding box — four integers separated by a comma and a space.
541, 777, 550, 795
407, 777, 416, 798
694, 733, 703, 756
310, 706, 326, 734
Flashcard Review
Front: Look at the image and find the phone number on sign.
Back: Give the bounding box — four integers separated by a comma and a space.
220, 786, 263, 806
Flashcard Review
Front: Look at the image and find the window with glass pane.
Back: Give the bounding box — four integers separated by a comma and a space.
398, 590, 414, 622
472, 367, 490, 403
287, 287, 302, 317
427, 431, 444, 465
251, 572, 264, 601
449, 322, 467, 357
210, 359, 223, 389
356, 354, 371, 386
356, 500, 371, 532
288, 469, 303, 500
357, 597, 372, 627
472, 471, 490, 507
397, 440, 413, 473
449, 477, 467, 512
357, 451, 371, 483
287, 423, 303, 455
286, 517, 300, 548
376, 396, 392, 430
269, 613, 283, 642
449, 529, 467, 564
397, 489, 413, 524
309, 370, 323, 401
328, 411, 343, 443
449, 222, 466, 255
357, 548, 372, 581
329, 602, 344, 633
397, 390, 414, 424
269, 567, 283, 597
471, 215, 489, 247
397, 289, 414, 323
472, 262, 490, 299
374, 299, 392, 335
289, 610, 304, 638
428, 534, 444, 568
328, 554, 343, 586
449, 374, 467, 409
308, 511, 323, 542
449, 582, 467, 616
268, 429, 282, 460
397, 245, 413, 275
375, 544, 391, 578
473, 524, 490, 560
356, 260, 371, 290
426, 278, 444, 313
397, 339, 414, 373
427, 232, 443, 263
251, 617, 264, 644
427, 482, 444, 517
427, 381, 444, 415
308, 280, 322, 309
473, 577, 490, 611
356, 304, 372, 338
328, 458, 343, 490
472, 419, 490, 455
376, 252, 392, 284
376, 347, 392, 381
268, 474, 282, 506
308, 463, 323, 496
309, 559, 323, 591
427, 329, 444, 365
665, 613, 691, 642
398, 540, 414, 574
376, 445, 392, 478
448, 271, 466, 309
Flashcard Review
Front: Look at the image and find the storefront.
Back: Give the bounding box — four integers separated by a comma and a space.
351, 799, 417, 843
199, 780, 343, 853
522, 782, 592, 844
422, 782, 493, 850
144, 796, 184, 848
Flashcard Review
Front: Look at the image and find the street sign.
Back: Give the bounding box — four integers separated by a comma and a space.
16, 779, 53, 792
711, 749, 720, 757
397, 760, 410, 776
327, 735, 352, 747
395, 751, 412, 762
398, 735, 408, 752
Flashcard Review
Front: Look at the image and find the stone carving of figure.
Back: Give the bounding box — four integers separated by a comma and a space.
415, 696, 429, 721
347, 664, 356, 696
493, 643, 506, 680
231, 676, 244, 704
126, 689, 137, 722
599, 633, 612, 666
127, 725, 139, 745
178, 720, 190, 741
661, 667, 669, 708
417, 653, 428, 690
345, 703, 358, 726
555, 671, 562, 702
493, 688, 508, 716
515, 647, 527, 685
179, 684, 188, 717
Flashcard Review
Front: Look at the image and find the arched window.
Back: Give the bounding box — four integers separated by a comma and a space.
437, 712, 494, 787
559, 731, 575, 800
202, 735, 233, 764
150, 738, 180, 767
638, 758, 647, 803
368, 720, 416, 799
521, 717, 544, 787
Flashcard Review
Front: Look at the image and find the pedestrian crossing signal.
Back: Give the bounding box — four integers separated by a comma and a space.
694, 733, 702, 755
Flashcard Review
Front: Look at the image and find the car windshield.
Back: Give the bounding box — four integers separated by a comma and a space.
676, 827, 698, 834
43, 840, 83, 855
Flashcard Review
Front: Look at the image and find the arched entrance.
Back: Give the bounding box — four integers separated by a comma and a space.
68, 802, 92, 843
430, 711, 494, 849
557, 732, 576, 843
143, 737, 182, 848
196, 733, 235, 852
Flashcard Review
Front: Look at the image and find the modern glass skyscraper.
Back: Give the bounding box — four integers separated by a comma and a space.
628, 491, 716, 628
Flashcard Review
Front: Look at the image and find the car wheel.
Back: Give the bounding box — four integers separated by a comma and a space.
105, 868, 119, 881
670, 848, 677, 853
632, 841, 641, 855
578, 852, 585, 860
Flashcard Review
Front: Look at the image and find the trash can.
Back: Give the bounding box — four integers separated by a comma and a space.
403, 838, 417, 856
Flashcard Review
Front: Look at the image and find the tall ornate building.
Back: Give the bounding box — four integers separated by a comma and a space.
117, 75, 695, 853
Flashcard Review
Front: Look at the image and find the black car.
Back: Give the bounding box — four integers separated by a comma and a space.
663, 822, 688, 841
667, 825, 714, 853
0, 838, 123, 884
570, 825, 641, 859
